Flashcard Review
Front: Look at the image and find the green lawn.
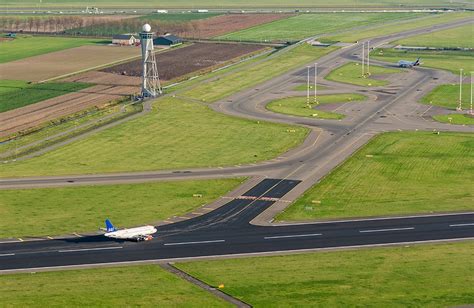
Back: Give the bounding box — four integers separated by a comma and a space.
421, 84, 472, 110
433, 114, 474, 125
0, 36, 105, 63
177, 242, 474, 307
182, 44, 337, 102
0, 80, 91, 113
323, 12, 473, 43
292, 84, 327, 91
372, 48, 474, 74
0, 265, 229, 307
0, 97, 308, 177
0, 178, 243, 238
266, 94, 366, 119
217, 13, 424, 42
325, 62, 401, 87
395, 24, 474, 49
278, 131, 473, 221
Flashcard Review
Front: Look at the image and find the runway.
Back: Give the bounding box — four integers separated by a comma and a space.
0, 17, 473, 272
1, 178, 473, 273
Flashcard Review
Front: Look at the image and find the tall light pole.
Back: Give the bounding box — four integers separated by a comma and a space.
458, 68, 463, 111
361, 42, 365, 76
307, 66, 310, 105
314, 62, 318, 103
367, 40, 370, 76
470, 71, 473, 115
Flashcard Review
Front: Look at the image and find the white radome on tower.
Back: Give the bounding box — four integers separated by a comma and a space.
142, 23, 151, 32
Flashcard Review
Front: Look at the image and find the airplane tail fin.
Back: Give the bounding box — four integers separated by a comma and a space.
105, 219, 116, 232
414, 57, 420, 66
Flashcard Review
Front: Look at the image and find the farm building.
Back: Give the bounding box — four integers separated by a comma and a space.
112, 34, 137, 46
154, 34, 183, 46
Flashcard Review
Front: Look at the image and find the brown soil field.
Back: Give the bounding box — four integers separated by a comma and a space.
0, 72, 140, 138
178, 13, 293, 38
102, 42, 266, 81
0, 45, 140, 82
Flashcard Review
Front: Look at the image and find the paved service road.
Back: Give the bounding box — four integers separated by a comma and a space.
0, 18, 473, 272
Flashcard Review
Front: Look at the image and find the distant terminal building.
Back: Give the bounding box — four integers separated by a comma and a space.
156, 9, 168, 13
112, 34, 138, 46
154, 34, 183, 47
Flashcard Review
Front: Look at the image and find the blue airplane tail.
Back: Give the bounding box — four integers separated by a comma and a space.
105, 219, 116, 232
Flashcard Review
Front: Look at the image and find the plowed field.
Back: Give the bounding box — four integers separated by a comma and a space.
102, 43, 266, 81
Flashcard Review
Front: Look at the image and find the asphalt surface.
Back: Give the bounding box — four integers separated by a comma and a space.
0, 17, 473, 272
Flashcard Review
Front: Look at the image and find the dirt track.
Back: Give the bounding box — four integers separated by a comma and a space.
0, 72, 140, 138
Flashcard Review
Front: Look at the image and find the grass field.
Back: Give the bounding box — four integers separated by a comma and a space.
433, 113, 474, 125
421, 84, 472, 110
277, 131, 473, 221
0, 97, 308, 177
293, 84, 327, 91
177, 242, 474, 307
395, 24, 474, 49
5, 0, 466, 8
323, 12, 473, 43
372, 49, 474, 74
182, 44, 337, 102
0, 265, 228, 307
0, 178, 243, 238
0, 36, 105, 63
266, 94, 366, 119
217, 13, 424, 42
0, 80, 91, 113
325, 62, 401, 87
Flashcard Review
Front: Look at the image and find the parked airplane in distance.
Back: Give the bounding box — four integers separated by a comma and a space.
398, 57, 421, 68
102, 219, 157, 241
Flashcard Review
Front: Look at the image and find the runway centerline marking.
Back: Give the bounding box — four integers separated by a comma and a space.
450, 223, 474, 227
359, 227, 414, 233
164, 240, 225, 246
0, 253, 15, 257
58, 246, 123, 253
264, 233, 322, 240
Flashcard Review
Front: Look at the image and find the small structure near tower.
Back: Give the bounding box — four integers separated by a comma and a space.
140, 24, 161, 98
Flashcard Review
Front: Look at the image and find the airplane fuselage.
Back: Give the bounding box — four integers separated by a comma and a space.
104, 225, 157, 241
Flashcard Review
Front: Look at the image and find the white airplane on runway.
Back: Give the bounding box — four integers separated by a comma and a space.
102, 219, 157, 242
398, 57, 421, 68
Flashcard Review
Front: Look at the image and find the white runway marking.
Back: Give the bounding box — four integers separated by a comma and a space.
264, 233, 322, 240
58, 246, 123, 253
359, 227, 414, 233
0, 253, 15, 257
164, 240, 225, 246
450, 223, 474, 227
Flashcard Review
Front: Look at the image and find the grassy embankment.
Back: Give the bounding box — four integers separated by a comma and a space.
266, 93, 366, 119
0, 178, 243, 238
2, 0, 469, 8
394, 23, 474, 49
217, 12, 425, 42
278, 131, 473, 221
182, 44, 337, 102
0, 80, 91, 113
0, 97, 308, 177
0, 265, 229, 307
325, 62, 401, 87
177, 242, 474, 307
372, 49, 473, 74
323, 11, 473, 43
0, 36, 106, 63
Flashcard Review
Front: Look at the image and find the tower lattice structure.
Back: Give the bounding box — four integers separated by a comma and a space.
140, 25, 162, 98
